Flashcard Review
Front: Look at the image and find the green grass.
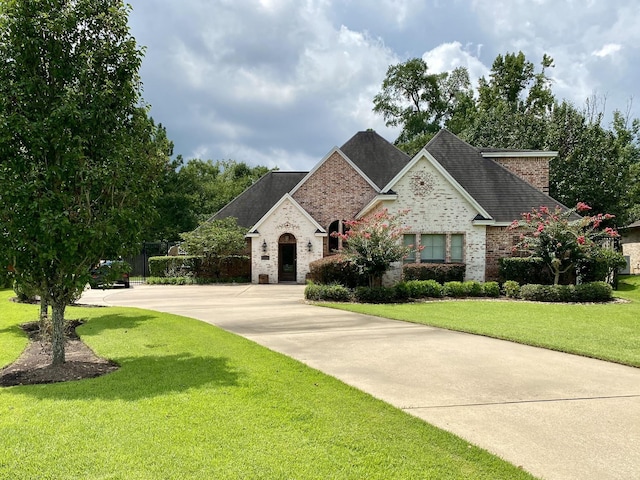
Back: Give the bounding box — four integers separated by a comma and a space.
321, 276, 640, 368
0, 290, 535, 480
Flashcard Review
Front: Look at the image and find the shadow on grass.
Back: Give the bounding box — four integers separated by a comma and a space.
72, 312, 157, 337
15, 353, 240, 401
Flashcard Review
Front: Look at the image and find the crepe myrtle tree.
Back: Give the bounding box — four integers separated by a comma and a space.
0, 0, 166, 365
509, 203, 621, 285
334, 209, 419, 287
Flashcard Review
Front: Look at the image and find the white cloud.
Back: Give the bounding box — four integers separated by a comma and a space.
592, 43, 622, 58
422, 42, 490, 87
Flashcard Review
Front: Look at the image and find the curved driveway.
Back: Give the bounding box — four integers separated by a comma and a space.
81, 284, 640, 480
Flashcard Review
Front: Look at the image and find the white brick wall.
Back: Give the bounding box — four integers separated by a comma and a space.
383, 157, 487, 281
251, 198, 323, 284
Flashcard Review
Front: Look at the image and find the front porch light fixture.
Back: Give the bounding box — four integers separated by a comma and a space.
307, 240, 313, 252
262, 240, 267, 253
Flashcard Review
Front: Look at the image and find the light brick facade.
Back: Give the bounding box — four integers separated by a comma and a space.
250, 197, 324, 284
383, 157, 487, 282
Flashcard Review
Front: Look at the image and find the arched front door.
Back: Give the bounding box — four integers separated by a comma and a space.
278, 233, 297, 282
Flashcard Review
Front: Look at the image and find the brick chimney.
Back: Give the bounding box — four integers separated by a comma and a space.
481, 151, 557, 194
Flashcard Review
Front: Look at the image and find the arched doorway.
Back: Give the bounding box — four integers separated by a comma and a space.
278, 233, 297, 282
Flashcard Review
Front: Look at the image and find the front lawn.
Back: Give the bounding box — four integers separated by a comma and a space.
0, 290, 535, 480
321, 276, 640, 367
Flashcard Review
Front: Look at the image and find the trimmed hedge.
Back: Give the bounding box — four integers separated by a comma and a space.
149, 256, 198, 277
518, 282, 613, 303
149, 255, 250, 281
307, 255, 367, 288
403, 263, 465, 283
401, 280, 443, 299
503, 280, 521, 298
353, 286, 397, 304
498, 257, 555, 284
304, 282, 352, 302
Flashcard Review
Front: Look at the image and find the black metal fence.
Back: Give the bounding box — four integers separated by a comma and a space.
123, 241, 180, 285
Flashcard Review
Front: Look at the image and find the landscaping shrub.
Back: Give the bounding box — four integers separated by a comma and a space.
148, 256, 198, 277
354, 286, 397, 303
443, 281, 467, 298
463, 281, 484, 297
304, 282, 352, 302
307, 254, 367, 288
403, 263, 465, 283
499, 257, 554, 284
503, 280, 521, 299
482, 281, 501, 298
577, 249, 627, 284
148, 255, 249, 281
574, 281, 613, 302
518, 282, 613, 303
393, 282, 412, 301
404, 279, 443, 299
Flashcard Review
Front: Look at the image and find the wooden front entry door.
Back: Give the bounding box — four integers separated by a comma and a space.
278, 234, 297, 282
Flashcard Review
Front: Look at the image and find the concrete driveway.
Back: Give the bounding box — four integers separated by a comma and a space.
81, 284, 640, 480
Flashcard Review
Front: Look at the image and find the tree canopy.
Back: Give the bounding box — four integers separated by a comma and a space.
0, 0, 166, 364
143, 158, 271, 242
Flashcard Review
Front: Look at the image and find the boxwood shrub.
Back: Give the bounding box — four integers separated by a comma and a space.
482, 281, 501, 298
304, 282, 352, 302
503, 280, 521, 298
403, 279, 443, 299
353, 286, 397, 304
403, 263, 465, 283
519, 282, 613, 302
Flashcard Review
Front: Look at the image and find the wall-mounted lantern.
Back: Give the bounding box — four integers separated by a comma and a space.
262, 240, 267, 253
307, 240, 313, 252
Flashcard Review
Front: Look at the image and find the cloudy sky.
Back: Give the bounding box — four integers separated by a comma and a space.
127, 0, 639, 171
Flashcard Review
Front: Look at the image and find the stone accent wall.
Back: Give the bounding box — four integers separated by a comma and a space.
384, 158, 487, 281
485, 226, 521, 280
492, 156, 550, 194
292, 151, 377, 229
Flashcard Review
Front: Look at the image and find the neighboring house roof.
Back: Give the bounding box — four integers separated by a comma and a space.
423, 130, 566, 223
210, 171, 307, 228
340, 130, 411, 189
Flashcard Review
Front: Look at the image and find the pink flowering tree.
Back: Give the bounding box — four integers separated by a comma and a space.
335, 209, 418, 287
509, 202, 621, 285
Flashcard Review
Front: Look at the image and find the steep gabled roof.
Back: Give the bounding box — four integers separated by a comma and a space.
209, 171, 306, 228
424, 130, 566, 223
340, 130, 411, 189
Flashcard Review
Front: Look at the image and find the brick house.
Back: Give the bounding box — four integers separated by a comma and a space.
211, 129, 560, 284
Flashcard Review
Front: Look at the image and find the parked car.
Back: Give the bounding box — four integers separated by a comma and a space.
89, 260, 131, 289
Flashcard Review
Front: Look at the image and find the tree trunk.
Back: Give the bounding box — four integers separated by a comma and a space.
51, 301, 66, 366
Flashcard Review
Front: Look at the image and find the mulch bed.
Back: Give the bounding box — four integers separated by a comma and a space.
0, 320, 119, 387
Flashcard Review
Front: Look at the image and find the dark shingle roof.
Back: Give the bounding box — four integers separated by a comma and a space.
340, 130, 411, 189
209, 171, 307, 228
425, 130, 566, 223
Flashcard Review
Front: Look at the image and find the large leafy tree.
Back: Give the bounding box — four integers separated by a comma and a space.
144, 158, 271, 242
373, 58, 474, 155
548, 103, 640, 224
0, 0, 165, 364
462, 52, 555, 149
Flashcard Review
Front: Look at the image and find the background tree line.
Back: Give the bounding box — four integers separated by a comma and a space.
373, 52, 640, 226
